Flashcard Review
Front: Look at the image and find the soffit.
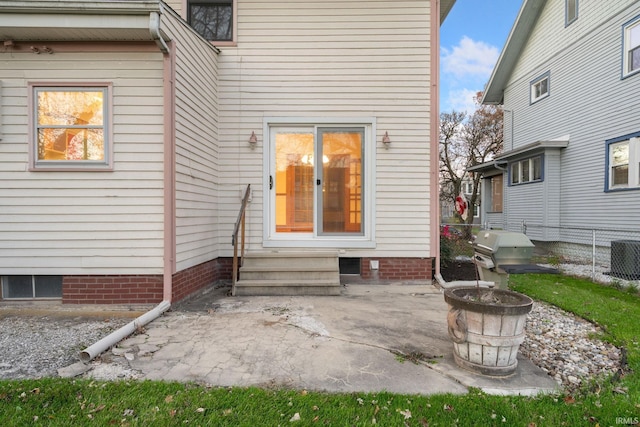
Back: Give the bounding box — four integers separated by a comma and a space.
0, 1, 161, 42
441, 0, 456, 24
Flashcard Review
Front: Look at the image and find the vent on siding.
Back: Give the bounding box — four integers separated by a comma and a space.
610, 240, 640, 280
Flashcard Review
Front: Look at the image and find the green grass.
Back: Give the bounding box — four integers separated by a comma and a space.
1, 274, 639, 426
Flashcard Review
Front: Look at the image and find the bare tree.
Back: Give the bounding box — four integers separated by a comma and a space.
439, 92, 503, 230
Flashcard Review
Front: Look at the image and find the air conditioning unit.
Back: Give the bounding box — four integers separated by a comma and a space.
610, 240, 640, 280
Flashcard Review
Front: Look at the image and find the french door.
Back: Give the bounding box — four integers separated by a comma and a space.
269, 126, 364, 239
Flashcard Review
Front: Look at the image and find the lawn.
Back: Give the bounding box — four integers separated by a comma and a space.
1, 274, 639, 426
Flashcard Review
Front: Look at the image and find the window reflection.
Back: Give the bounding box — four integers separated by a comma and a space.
36, 89, 106, 162
189, 1, 232, 41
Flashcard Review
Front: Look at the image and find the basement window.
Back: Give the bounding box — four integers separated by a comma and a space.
339, 258, 361, 275
1, 275, 62, 299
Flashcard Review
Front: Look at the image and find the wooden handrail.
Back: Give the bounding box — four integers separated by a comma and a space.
231, 184, 251, 295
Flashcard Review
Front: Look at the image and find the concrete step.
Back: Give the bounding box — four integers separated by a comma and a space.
240, 265, 339, 281
233, 279, 341, 296
234, 251, 341, 296
240, 251, 339, 268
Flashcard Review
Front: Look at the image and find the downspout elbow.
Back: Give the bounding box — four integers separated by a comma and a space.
149, 10, 170, 54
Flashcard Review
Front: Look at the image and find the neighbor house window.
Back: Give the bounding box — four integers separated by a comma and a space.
623, 16, 640, 78
565, 0, 578, 26
188, 0, 233, 42
606, 134, 640, 190
490, 174, 503, 212
1, 275, 62, 299
32, 85, 110, 169
510, 156, 543, 185
530, 72, 550, 103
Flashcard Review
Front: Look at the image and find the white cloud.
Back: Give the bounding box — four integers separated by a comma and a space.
444, 88, 479, 115
441, 36, 499, 80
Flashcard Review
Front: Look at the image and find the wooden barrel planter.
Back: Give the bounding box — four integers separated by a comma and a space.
444, 287, 533, 376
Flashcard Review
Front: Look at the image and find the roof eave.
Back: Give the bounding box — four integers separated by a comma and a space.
482, 0, 547, 105
0, 1, 164, 43
440, 0, 457, 25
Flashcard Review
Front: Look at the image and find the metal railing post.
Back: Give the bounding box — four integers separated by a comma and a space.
592, 229, 596, 281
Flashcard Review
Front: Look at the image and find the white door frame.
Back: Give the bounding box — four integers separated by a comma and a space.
262, 117, 376, 249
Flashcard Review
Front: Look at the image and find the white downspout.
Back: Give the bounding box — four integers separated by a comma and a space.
149, 10, 169, 54
79, 7, 175, 363
79, 301, 171, 363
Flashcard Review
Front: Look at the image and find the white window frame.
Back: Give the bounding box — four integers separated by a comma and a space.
606, 135, 640, 191
565, 0, 578, 26
622, 16, 640, 78
29, 83, 112, 171
510, 156, 543, 185
530, 72, 550, 104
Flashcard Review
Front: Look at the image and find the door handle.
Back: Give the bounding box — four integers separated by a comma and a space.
316, 179, 321, 186
269, 175, 273, 190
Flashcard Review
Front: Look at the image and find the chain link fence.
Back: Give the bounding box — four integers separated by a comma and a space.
441, 222, 640, 286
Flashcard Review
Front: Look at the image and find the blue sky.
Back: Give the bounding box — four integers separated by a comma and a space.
440, 0, 523, 114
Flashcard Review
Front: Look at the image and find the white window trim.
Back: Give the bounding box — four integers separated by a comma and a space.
510, 156, 543, 185
262, 117, 376, 249
607, 136, 640, 191
29, 82, 113, 171
530, 72, 550, 104
622, 16, 640, 78
565, 0, 578, 27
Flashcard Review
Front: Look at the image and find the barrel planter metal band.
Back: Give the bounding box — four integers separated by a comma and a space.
444, 287, 533, 376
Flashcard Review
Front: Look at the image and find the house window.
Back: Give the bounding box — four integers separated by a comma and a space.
1, 276, 62, 299
188, 0, 233, 42
33, 86, 110, 169
623, 16, 640, 78
606, 134, 640, 190
530, 72, 550, 103
490, 174, 503, 213
565, 0, 578, 26
510, 156, 543, 185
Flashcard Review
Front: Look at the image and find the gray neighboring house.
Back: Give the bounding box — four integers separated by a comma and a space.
470, 0, 640, 263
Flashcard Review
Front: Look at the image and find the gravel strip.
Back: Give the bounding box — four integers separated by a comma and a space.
520, 301, 622, 391
0, 315, 129, 379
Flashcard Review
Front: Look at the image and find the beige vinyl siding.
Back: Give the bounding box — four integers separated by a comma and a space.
0, 49, 166, 274
161, 11, 221, 271
502, 1, 640, 231
217, 0, 433, 257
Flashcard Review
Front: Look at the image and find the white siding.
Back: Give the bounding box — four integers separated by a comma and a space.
161, 11, 221, 271
0, 49, 166, 274
502, 1, 640, 232
216, 0, 434, 257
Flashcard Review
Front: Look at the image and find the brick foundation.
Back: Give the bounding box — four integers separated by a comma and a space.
171, 257, 233, 302
60, 256, 431, 304
360, 257, 434, 281
62, 258, 234, 305
62, 275, 164, 304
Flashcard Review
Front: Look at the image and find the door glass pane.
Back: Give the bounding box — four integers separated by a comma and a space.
34, 276, 63, 298
275, 132, 315, 232
2, 276, 33, 298
320, 129, 363, 234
